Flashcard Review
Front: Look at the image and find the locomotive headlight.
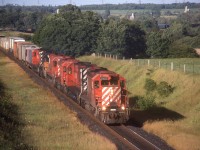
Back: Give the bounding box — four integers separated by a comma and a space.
102, 106, 106, 111
121, 105, 125, 110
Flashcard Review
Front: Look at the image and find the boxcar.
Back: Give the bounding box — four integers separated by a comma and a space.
9, 37, 25, 53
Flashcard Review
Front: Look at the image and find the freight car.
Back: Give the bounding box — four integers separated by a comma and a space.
0, 36, 130, 124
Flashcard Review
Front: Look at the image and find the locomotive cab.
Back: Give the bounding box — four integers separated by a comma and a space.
60, 59, 79, 92
87, 70, 129, 124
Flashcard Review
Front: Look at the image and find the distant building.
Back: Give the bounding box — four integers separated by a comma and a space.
195, 48, 200, 56
56, 9, 60, 14
130, 13, 135, 20
184, 6, 189, 13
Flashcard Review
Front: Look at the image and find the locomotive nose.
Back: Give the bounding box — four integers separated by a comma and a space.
109, 112, 118, 119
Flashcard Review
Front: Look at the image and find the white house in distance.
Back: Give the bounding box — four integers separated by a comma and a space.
130, 13, 135, 20
184, 6, 189, 13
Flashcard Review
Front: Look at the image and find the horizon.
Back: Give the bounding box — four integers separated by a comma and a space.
1, 0, 200, 6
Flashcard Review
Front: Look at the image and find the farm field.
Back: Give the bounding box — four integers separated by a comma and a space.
84, 8, 200, 17
79, 55, 200, 150
0, 52, 116, 150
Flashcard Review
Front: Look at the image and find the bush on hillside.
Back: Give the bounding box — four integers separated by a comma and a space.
168, 42, 199, 58
157, 81, 174, 97
136, 95, 156, 110
144, 78, 157, 93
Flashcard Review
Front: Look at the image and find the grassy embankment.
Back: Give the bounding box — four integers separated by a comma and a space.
0, 52, 116, 149
79, 55, 200, 150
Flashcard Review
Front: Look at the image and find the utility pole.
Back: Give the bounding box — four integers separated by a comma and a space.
2, 0, 4, 6
139, 0, 141, 5
38, 0, 39, 5
102, 0, 104, 4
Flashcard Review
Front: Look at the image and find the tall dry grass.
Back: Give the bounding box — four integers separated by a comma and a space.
0, 52, 116, 150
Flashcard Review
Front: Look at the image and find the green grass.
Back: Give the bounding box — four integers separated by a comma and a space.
0, 79, 33, 149
78, 55, 200, 150
131, 58, 200, 74
0, 52, 116, 150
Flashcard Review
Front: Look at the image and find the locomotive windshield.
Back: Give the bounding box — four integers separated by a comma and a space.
110, 76, 118, 85
101, 76, 119, 86
101, 80, 109, 86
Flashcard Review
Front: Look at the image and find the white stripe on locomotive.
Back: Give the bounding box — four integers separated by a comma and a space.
102, 87, 121, 106
80, 68, 88, 92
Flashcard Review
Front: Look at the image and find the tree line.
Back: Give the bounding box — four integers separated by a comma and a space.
0, 5, 56, 31
33, 5, 199, 58
32, 5, 146, 58
80, 3, 200, 10
0, 4, 199, 58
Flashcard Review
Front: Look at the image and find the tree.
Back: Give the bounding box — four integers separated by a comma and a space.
168, 41, 198, 58
96, 19, 146, 58
33, 5, 100, 57
146, 32, 170, 58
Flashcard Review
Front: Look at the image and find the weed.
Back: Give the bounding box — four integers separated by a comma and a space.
136, 95, 156, 110
157, 81, 174, 97
144, 78, 157, 93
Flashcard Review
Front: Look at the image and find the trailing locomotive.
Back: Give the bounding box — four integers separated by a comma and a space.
0, 36, 130, 124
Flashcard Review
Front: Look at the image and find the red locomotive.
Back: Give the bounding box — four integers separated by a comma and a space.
0, 36, 130, 124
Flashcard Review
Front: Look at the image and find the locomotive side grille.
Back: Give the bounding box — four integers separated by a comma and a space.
102, 87, 121, 106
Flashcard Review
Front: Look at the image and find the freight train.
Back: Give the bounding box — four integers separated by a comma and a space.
0, 36, 130, 124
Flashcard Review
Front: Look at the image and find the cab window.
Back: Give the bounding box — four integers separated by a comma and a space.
94, 81, 99, 89
68, 67, 72, 74
110, 76, 118, 85
101, 80, 109, 86
53, 61, 57, 67
120, 80, 125, 88
33, 52, 36, 57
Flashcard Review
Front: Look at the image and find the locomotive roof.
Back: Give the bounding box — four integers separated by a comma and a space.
26, 47, 40, 50
61, 58, 79, 65
87, 67, 119, 78
9, 37, 24, 40
75, 61, 91, 66
16, 41, 33, 45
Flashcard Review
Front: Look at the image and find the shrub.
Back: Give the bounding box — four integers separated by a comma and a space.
144, 78, 157, 93
136, 95, 156, 110
157, 81, 173, 97
168, 42, 198, 58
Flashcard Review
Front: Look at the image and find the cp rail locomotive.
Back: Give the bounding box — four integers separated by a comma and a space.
0, 36, 130, 124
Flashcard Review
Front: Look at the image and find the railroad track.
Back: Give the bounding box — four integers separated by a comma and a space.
1, 49, 173, 150
110, 125, 173, 150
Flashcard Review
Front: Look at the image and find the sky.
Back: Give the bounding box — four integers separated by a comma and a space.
2, 0, 200, 6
